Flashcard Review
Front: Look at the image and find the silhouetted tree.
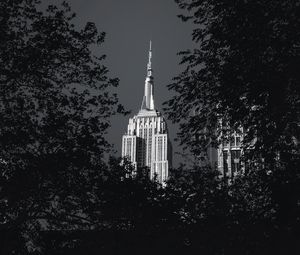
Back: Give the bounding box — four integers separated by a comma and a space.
163, 2, 300, 253
163, 165, 299, 255
1, 1, 299, 254
0, 0, 126, 253
165, 0, 300, 167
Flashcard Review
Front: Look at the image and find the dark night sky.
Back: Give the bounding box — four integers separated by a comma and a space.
66, 0, 195, 166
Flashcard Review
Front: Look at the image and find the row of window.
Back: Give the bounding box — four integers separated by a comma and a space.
223, 136, 241, 148
223, 149, 242, 174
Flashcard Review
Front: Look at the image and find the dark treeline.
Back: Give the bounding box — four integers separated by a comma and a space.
2, 159, 299, 254
0, 0, 299, 254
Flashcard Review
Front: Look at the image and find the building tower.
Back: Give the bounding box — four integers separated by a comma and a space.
121, 42, 172, 183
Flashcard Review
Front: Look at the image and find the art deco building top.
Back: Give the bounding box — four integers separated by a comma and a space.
121, 41, 172, 183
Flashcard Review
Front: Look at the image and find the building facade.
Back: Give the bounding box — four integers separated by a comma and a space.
205, 126, 244, 178
122, 42, 172, 183
217, 130, 244, 177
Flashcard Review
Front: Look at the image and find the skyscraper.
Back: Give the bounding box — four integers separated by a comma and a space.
121, 42, 172, 183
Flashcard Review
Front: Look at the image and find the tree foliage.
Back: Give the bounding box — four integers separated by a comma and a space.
33, 163, 300, 255
165, 0, 300, 166
0, 0, 126, 253
1, 1, 299, 254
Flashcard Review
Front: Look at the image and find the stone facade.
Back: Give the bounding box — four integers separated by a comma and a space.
122, 42, 172, 183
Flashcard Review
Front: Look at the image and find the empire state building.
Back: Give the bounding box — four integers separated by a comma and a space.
121, 42, 172, 183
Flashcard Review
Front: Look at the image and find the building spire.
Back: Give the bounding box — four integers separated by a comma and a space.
147, 40, 153, 77
141, 40, 155, 110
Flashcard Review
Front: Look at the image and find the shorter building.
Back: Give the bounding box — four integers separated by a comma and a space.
217, 131, 244, 178
203, 125, 245, 178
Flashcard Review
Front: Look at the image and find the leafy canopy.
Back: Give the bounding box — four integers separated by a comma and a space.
165, 0, 300, 166
0, 0, 126, 252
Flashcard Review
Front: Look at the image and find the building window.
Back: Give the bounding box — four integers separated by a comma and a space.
231, 150, 241, 173
223, 150, 228, 174
236, 136, 241, 146
230, 136, 235, 147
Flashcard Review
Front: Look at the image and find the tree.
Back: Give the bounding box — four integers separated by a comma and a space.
0, 0, 126, 253
165, 0, 300, 167
163, 2, 300, 252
